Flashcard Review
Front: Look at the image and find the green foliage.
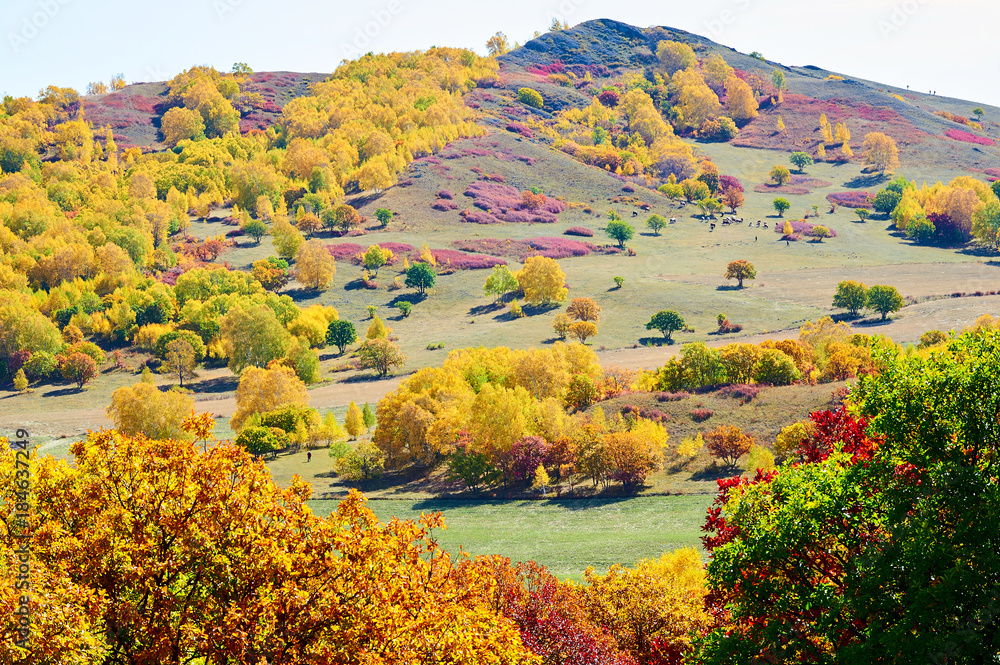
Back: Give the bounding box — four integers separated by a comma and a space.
646, 214, 667, 236
483, 264, 519, 303
866, 284, 904, 320
374, 208, 392, 227
833, 280, 868, 317
23, 351, 57, 380
256, 403, 319, 435
769, 165, 791, 185
154, 330, 207, 362
405, 262, 436, 295
652, 342, 724, 391
613, 276, 625, 289
447, 445, 499, 491
788, 152, 813, 172
753, 348, 800, 385
333, 441, 386, 481
362, 403, 376, 429
286, 339, 320, 384
771, 68, 786, 90
605, 220, 635, 248
236, 426, 288, 458
872, 188, 902, 215
646, 310, 685, 342
242, 218, 268, 244
772, 197, 791, 216
396, 301, 413, 317
564, 373, 598, 412
906, 216, 937, 245
855, 208, 870, 222
517, 87, 544, 109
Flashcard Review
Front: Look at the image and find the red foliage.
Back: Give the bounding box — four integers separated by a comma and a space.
326, 243, 365, 261
506, 122, 534, 138
945, 129, 996, 146
798, 406, 880, 463
702, 469, 779, 551
511, 436, 551, 482
436, 189, 454, 199
719, 175, 743, 193
619, 404, 671, 424
411, 248, 506, 270
564, 226, 595, 237
598, 90, 621, 107
689, 408, 714, 422
462, 182, 565, 224
525, 61, 566, 76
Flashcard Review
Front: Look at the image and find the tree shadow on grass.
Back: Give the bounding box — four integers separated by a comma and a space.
638, 336, 673, 347
468, 302, 504, 316
960, 245, 999, 258
387, 293, 426, 308
284, 287, 323, 301
843, 173, 888, 189
716, 284, 743, 292
854, 318, 894, 328
42, 387, 83, 398
185, 375, 239, 394
691, 465, 737, 482
348, 192, 385, 208
343, 279, 377, 292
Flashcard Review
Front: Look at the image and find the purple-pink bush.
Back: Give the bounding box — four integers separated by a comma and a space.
453, 237, 599, 261
506, 122, 533, 138
326, 243, 366, 261
826, 191, 874, 208
432, 199, 459, 211
716, 384, 761, 403
437, 190, 454, 200
655, 391, 691, 402
412, 248, 506, 270
620, 404, 671, 424
690, 408, 714, 422
462, 182, 566, 224
564, 227, 595, 237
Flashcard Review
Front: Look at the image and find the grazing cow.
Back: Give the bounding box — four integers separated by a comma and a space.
722, 220, 730, 226
763, 223, 768, 229
632, 211, 638, 217
756, 220, 761, 227
710, 223, 716, 231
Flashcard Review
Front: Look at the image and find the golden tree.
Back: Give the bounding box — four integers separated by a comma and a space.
517, 256, 568, 305
656, 40, 696, 75
566, 297, 601, 323
106, 381, 195, 439
163, 338, 197, 387
161, 106, 205, 147
345, 400, 365, 439
724, 75, 759, 121
295, 238, 336, 290
230, 364, 309, 430
862, 131, 900, 175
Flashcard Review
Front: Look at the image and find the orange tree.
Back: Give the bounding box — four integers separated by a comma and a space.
0, 416, 535, 664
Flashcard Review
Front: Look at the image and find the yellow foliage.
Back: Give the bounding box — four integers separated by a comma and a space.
106, 382, 195, 440
231, 364, 309, 430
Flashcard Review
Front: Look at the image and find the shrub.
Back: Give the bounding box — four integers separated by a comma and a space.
656, 391, 691, 402
690, 408, 714, 422
412, 248, 506, 270
754, 348, 801, 385
826, 191, 875, 208
944, 129, 995, 146
517, 88, 544, 108
506, 122, 533, 138
716, 384, 761, 403
773, 220, 838, 239
745, 444, 776, 473
564, 226, 594, 237
620, 404, 671, 424
432, 199, 458, 211
704, 425, 753, 470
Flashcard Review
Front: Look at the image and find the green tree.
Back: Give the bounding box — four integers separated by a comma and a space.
517, 88, 543, 109
725, 259, 756, 288
333, 440, 386, 481
220, 304, 292, 374
326, 319, 357, 355
606, 220, 635, 248
362, 402, 376, 429
447, 445, 499, 492
405, 262, 436, 295
872, 188, 902, 215
906, 217, 936, 245
374, 208, 392, 227
646, 310, 685, 343
770, 198, 790, 217
242, 218, 268, 244
483, 264, 519, 303
855, 208, 870, 222
646, 214, 667, 236
235, 425, 288, 459
971, 200, 1000, 249
833, 280, 868, 317
396, 301, 413, 317
866, 284, 904, 320
362, 245, 392, 277
788, 151, 813, 173
163, 338, 197, 387
613, 276, 625, 289
771, 68, 786, 90
973, 107, 984, 121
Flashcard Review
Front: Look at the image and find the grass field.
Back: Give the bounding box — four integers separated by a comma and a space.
307, 494, 714, 581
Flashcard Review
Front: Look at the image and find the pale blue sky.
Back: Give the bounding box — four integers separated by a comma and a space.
1, 0, 996, 106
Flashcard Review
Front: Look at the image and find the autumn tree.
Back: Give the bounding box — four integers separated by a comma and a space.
486, 31, 510, 56
106, 381, 196, 439
773, 197, 791, 216
656, 40, 696, 75
230, 363, 309, 430
358, 338, 406, 377
833, 280, 868, 317
345, 400, 365, 439
863, 131, 900, 175
724, 75, 758, 122
161, 106, 206, 147
59, 352, 97, 389
725, 259, 756, 288
722, 188, 744, 213
971, 200, 1000, 249
163, 338, 197, 387
856, 208, 871, 222
334, 441, 386, 481
646, 310, 685, 342
770, 165, 791, 185
704, 424, 753, 470
366, 315, 389, 340
271, 215, 305, 259
866, 284, 904, 320
242, 218, 268, 244
295, 238, 336, 290
326, 319, 357, 355
219, 303, 292, 374
776, 115, 785, 132
566, 297, 601, 323
518, 256, 567, 305
569, 321, 598, 344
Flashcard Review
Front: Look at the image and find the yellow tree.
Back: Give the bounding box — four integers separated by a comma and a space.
106, 381, 195, 439
163, 338, 197, 387
295, 238, 336, 289
724, 75, 759, 121
345, 400, 365, 439
566, 297, 601, 323
656, 40, 696, 75
161, 107, 206, 147
486, 31, 510, 56
672, 69, 721, 130
517, 256, 568, 305
862, 131, 900, 175
230, 364, 309, 430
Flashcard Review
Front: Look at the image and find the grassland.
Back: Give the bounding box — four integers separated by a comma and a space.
307, 494, 714, 581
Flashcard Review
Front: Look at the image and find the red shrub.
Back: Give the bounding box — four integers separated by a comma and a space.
826, 191, 874, 208
655, 391, 691, 402
564, 227, 595, 237
326, 243, 365, 261
945, 129, 995, 146
413, 248, 506, 270
598, 90, 621, 107
437, 190, 454, 199
716, 384, 761, 403
506, 122, 534, 138
432, 199, 458, 211
690, 408, 714, 422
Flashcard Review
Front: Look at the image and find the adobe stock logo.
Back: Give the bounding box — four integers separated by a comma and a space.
8, 0, 72, 53
877, 0, 930, 38
339, 1, 403, 60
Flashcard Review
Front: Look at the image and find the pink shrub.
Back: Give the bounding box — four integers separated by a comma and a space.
983, 168, 1000, 178
459, 209, 503, 224
506, 122, 533, 138
437, 190, 454, 199
326, 243, 365, 261
716, 384, 761, 403
945, 129, 996, 146
521, 237, 593, 259
598, 90, 621, 107
452, 237, 600, 260
413, 248, 506, 270
463, 182, 564, 224
655, 391, 691, 402
826, 191, 874, 208
377, 242, 415, 256
620, 404, 671, 424
432, 199, 458, 211
564, 226, 594, 237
